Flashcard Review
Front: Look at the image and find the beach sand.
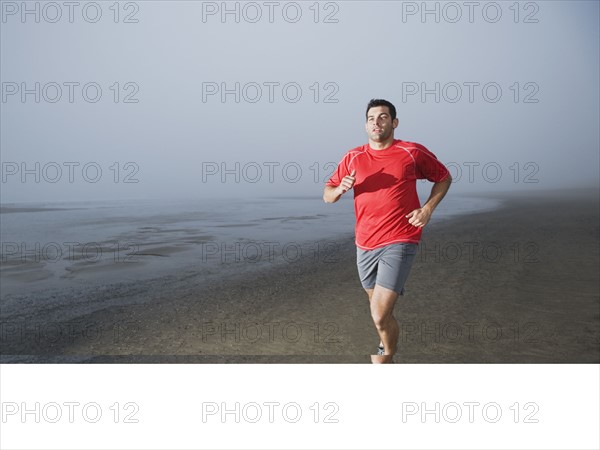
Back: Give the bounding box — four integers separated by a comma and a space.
1, 190, 598, 363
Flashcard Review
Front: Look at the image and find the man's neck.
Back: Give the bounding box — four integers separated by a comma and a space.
369, 137, 395, 150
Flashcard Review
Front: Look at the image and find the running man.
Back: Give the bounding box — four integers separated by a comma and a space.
323, 99, 452, 363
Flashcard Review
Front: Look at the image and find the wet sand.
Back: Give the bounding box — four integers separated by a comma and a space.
1, 190, 598, 363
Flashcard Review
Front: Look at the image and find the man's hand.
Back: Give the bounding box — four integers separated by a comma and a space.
323, 170, 356, 203
405, 207, 432, 228
406, 176, 452, 227
338, 169, 356, 194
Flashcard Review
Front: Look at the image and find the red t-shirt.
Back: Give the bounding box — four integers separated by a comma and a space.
326, 139, 450, 250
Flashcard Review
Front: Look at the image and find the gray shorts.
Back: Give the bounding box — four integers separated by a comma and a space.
356, 242, 418, 295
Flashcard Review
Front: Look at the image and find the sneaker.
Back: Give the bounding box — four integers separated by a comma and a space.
377, 345, 385, 356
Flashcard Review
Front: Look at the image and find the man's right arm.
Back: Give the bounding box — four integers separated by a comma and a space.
323, 170, 356, 203
323, 185, 344, 203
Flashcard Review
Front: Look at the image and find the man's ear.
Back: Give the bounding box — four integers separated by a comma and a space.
392, 118, 399, 129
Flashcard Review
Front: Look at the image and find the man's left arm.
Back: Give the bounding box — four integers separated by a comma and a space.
406, 174, 452, 228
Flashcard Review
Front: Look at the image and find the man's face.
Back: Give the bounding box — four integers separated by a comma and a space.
365, 106, 398, 142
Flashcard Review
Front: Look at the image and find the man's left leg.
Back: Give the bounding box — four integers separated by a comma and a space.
364, 288, 385, 354
369, 284, 399, 363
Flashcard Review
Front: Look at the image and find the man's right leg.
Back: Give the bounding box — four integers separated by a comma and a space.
369, 284, 400, 363
364, 288, 384, 353
359, 243, 417, 363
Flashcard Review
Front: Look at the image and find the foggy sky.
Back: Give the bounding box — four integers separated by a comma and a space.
1, 0, 598, 203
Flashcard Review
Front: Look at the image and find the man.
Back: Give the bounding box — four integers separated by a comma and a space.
323, 99, 452, 363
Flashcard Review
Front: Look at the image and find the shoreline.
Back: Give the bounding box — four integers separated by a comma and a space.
1, 190, 598, 363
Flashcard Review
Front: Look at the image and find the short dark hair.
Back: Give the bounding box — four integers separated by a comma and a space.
366, 99, 397, 121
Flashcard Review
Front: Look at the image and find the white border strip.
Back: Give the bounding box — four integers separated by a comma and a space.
1, 364, 599, 449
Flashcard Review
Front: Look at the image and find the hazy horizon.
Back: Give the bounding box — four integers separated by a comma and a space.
2, 1, 599, 203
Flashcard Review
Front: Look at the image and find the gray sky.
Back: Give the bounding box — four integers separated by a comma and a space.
1, 0, 598, 202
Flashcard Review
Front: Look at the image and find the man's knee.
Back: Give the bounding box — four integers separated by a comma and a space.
371, 312, 389, 330
370, 285, 399, 328
372, 306, 398, 328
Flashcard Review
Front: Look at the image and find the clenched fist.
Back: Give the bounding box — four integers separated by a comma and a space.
338, 169, 356, 194
405, 207, 432, 228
